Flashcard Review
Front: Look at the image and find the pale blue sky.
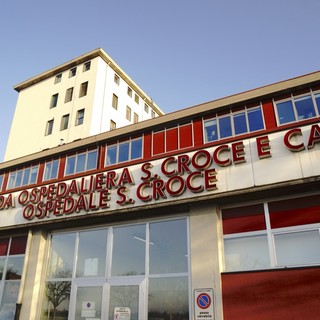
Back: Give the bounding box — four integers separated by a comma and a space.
1, 0, 320, 162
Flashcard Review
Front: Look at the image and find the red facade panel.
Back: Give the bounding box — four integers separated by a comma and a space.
269, 195, 320, 228
179, 124, 193, 149
193, 118, 203, 146
143, 133, 152, 158
261, 100, 277, 130
152, 131, 165, 155
166, 128, 178, 152
9, 236, 28, 255
222, 204, 266, 234
222, 267, 320, 320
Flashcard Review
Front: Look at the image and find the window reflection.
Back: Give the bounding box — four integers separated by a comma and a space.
148, 277, 189, 320
75, 287, 102, 319
112, 225, 146, 276
150, 219, 188, 274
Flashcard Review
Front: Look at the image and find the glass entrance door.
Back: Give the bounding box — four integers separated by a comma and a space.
70, 278, 145, 320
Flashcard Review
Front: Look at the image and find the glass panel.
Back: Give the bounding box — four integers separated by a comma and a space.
111, 225, 145, 276
224, 235, 270, 271
148, 277, 189, 320
0, 281, 21, 320
204, 119, 218, 142
219, 116, 232, 138
106, 146, 117, 165
149, 219, 188, 274
51, 160, 59, 179
76, 229, 107, 277
48, 233, 76, 278
44, 162, 52, 181
276, 100, 295, 124
131, 139, 142, 160
119, 142, 129, 163
233, 112, 247, 135
248, 107, 264, 131
22, 168, 30, 186
314, 93, 320, 114
42, 281, 71, 320
109, 285, 139, 320
10, 236, 27, 255
30, 166, 38, 184
0, 175, 3, 190
65, 156, 76, 175
7, 173, 15, 189
274, 230, 320, 266
6, 256, 24, 280
15, 170, 23, 187
87, 150, 97, 171
75, 287, 102, 319
76, 154, 86, 173
294, 95, 316, 120
0, 258, 5, 279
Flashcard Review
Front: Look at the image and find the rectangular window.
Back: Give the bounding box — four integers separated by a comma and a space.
105, 138, 142, 165
151, 110, 155, 118
204, 119, 218, 142
144, 104, 149, 113
79, 81, 88, 97
43, 159, 59, 181
275, 92, 319, 125
247, 107, 264, 131
0, 236, 28, 316
76, 109, 85, 126
114, 74, 120, 85
133, 112, 139, 123
45, 120, 54, 136
7, 166, 38, 189
60, 114, 69, 131
219, 116, 232, 138
0, 175, 3, 192
134, 94, 139, 104
65, 150, 98, 175
112, 94, 118, 110
65, 87, 74, 103
110, 120, 116, 130
54, 73, 62, 84
50, 94, 58, 108
126, 106, 131, 121
69, 67, 76, 78
83, 61, 91, 72
127, 87, 132, 97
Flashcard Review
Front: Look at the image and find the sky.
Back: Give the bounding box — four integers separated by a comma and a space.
1, 0, 320, 162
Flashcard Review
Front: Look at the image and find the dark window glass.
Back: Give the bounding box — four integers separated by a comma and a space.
204, 119, 218, 142
248, 108, 264, 131
131, 139, 142, 160
119, 143, 129, 162
276, 100, 295, 124
233, 112, 247, 134
294, 95, 316, 120
87, 151, 97, 170
75, 154, 86, 173
219, 116, 232, 138
106, 146, 117, 165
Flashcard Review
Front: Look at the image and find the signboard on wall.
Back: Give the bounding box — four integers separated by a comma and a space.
194, 288, 214, 320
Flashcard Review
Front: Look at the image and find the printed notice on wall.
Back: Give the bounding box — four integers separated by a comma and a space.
114, 307, 131, 320
194, 288, 214, 320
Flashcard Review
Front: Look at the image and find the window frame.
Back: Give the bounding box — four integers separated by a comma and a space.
54, 73, 62, 84
50, 93, 59, 108
43, 159, 59, 181
60, 114, 70, 131
45, 119, 54, 136
76, 109, 85, 126
79, 81, 88, 98
112, 94, 118, 110
126, 106, 131, 121
65, 87, 74, 103
69, 67, 77, 78
65, 149, 98, 176
83, 61, 91, 72
7, 165, 39, 189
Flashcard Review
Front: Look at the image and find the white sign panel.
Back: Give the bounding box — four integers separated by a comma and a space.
114, 307, 130, 320
194, 288, 214, 320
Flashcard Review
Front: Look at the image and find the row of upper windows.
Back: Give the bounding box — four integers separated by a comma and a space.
45, 109, 85, 135
54, 61, 91, 84
274, 90, 320, 125
2, 138, 143, 190
50, 82, 88, 108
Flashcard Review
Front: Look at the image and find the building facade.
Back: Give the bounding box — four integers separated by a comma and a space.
5, 49, 164, 161
0, 69, 320, 320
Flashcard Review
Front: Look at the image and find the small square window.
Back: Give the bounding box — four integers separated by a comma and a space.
54, 74, 62, 84
61, 114, 69, 131
127, 87, 132, 97
45, 120, 54, 136
79, 81, 88, 97
65, 87, 74, 103
110, 120, 116, 130
114, 74, 120, 85
83, 61, 91, 72
69, 67, 77, 78
134, 94, 139, 104
112, 94, 118, 110
133, 112, 139, 123
126, 106, 131, 121
76, 109, 85, 126
50, 94, 59, 108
